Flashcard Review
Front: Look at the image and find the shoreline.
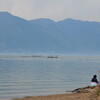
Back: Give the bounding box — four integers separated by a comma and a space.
12, 86, 100, 100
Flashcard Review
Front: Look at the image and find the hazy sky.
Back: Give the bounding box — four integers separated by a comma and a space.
0, 0, 100, 21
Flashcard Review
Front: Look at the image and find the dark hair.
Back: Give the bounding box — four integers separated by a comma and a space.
93, 75, 97, 78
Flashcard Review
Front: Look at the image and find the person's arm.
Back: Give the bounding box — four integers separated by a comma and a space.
95, 79, 99, 83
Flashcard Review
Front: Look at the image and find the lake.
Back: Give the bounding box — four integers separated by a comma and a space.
0, 55, 100, 100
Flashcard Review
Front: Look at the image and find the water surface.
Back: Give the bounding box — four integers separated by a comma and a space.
0, 56, 100, 100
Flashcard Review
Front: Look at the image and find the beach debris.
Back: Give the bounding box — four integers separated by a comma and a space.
66, 86, 96, 93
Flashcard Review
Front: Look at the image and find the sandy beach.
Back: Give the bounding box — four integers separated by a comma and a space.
12, 86, 100, 100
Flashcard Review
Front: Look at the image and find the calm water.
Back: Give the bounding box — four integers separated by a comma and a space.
0, 56, 100, 100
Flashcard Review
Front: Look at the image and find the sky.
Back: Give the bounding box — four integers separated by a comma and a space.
0, 0, 100, 21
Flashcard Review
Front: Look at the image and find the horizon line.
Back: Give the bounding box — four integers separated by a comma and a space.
0, 11, 100, 23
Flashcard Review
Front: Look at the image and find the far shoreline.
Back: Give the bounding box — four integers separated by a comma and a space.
0, 54, 100, 59
0, 54, 59, 59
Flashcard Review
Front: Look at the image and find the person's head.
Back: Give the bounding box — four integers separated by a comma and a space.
93, 75, 97, 78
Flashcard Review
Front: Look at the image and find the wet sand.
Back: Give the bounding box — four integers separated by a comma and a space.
12, 86, 100, 100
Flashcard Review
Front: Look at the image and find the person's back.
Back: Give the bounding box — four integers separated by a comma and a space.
91, 75, 98, 86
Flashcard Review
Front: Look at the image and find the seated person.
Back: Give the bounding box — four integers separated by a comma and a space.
91, 75, 99, 86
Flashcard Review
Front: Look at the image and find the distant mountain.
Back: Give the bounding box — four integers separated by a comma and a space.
0, 12, 100, 55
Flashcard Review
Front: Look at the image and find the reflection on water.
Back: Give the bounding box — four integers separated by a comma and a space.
0, 56, 100, 100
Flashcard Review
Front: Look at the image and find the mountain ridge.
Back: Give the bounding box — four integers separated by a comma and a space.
0, 12, 100, 55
